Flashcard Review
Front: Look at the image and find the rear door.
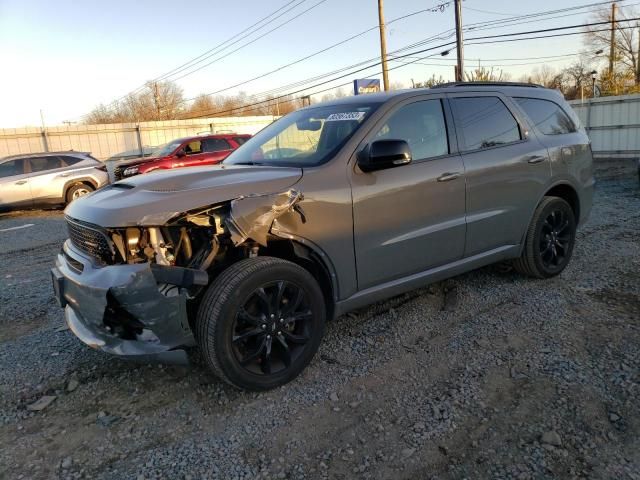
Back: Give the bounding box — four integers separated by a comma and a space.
201, 137, 234, 164
448, 93, 551, 256
27, 156, 70, 204
0, 158, 32, 208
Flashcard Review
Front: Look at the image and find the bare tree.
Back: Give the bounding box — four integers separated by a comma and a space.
84, 80, 185, 124
413, 74, 447, 88
464, 66, 511, 82
521, 65, 558, 87
584, 5, 640, 83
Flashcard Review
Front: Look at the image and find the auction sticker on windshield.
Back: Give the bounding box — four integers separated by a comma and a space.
326, 112, 366, 122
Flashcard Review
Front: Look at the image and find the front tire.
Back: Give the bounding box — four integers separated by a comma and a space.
196, 257, 326, 390
513, 196, 577, 279
65, 183, 94, 204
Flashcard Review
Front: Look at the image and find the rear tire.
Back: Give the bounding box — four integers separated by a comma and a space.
513, 196, 576, 279
196, 257, 325, 391
65, 183, 94, 204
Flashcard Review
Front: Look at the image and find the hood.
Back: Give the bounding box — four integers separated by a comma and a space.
65, 164, 303, 227
115, 156, 161, 168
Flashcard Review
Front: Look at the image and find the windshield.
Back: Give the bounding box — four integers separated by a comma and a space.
224, 103, 379, 167
151, 141, 182, 157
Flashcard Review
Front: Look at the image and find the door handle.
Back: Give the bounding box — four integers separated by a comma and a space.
59, 173, 71, 177
15, 180, 27, 185
526, 155, 546, 164
437, 172, 461, 182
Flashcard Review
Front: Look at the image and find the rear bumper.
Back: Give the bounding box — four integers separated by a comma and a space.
53, 240, 195, 363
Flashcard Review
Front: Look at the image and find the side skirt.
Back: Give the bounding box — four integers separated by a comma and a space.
334, 244, 520, 317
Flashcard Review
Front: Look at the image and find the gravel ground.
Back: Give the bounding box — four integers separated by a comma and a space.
0, 159, 638, 480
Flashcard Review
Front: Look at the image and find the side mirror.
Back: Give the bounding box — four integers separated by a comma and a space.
176, 149, 186, 158
358, 140, 412, 172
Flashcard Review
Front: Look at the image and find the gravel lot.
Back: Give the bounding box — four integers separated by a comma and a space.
0, 159, 638, 480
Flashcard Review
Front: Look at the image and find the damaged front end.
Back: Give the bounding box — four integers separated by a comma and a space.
52, 190, 304, 363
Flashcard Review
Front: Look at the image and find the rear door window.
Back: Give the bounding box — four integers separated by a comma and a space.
374, 99, 449, 160
0, 159, 26, 178
28, 156, 63, 173
514, 97, 576, 135
450, 97, 521, 151
202, 138, 232, 152
233, 136, 249, 146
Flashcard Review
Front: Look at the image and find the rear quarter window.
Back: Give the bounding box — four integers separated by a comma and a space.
514, 97, 576, 135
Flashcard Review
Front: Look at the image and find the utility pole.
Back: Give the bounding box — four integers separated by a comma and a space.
153, 82, 161, 119
377, 0, 390, 91
454, 0, 464, 82
609, 2, 617, 76
637, 23, 640, 84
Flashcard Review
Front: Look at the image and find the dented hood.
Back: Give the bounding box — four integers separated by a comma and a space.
65, 164, 303, 227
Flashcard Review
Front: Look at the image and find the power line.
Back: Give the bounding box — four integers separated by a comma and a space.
184, 18, 640, 119
80, 1, 638, 122
170, 0, 330, 82
76, 0, 321, 120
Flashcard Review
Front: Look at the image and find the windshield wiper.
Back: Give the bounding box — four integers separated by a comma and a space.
230, 161, 269, 166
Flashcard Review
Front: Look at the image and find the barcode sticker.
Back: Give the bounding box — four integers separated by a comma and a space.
326, 112, 366, 122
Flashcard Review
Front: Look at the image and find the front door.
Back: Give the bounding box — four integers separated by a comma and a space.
0, 158, 32, 208
351, 97, 466, 290
448, 93, 551, 256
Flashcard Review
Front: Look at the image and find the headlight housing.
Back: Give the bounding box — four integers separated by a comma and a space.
123, 166, 139, 176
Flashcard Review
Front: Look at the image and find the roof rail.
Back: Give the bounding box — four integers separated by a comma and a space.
431, 81, 545, 89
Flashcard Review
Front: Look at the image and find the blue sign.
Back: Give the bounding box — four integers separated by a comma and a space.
354, 79, 381, 96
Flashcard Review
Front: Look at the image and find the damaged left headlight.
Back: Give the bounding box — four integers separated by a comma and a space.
110, 227, 175, 265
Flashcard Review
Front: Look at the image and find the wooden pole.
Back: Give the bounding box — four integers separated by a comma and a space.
377, 0, 390, 91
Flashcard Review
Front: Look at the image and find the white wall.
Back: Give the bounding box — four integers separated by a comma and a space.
0, 116, 277, 160
569, 94, 640, 157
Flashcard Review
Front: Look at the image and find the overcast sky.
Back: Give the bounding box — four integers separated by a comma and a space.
0, 0, 627, 127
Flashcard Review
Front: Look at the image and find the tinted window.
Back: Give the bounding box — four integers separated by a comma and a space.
515, 97, 575, 135
184, 140, 202, 155
29, 156, 62, 172
0, 159, 26, 178
233, 136, 249, 146
451, 97, 521, 151
60, 155, 83, 166
375, 99, 448, 160
202, 138, 231, 152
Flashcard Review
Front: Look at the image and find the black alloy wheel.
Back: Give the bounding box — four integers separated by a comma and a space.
197, 257, 325, 390
538, 208, 572, 270
231, 280, 313, 376
513, 196, 577, 278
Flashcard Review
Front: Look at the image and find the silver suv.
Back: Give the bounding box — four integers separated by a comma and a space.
0, 152, 109, 211
52, 83, 594, 390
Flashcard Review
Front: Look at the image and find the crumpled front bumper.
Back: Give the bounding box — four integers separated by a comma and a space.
52, 240, 195, 364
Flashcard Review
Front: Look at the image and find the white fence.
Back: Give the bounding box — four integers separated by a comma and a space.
0, 116, 277, 161
569, 94, 640, 158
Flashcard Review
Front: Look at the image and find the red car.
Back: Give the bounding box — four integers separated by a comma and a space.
114, 133, 251, 180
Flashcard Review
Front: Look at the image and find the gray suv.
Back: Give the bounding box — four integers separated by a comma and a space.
51, 83, 594, 390
0, 151, 109, 211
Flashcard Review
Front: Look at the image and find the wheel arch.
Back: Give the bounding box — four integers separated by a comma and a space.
518, 181, 580, 255
259, 238, 338, 321
543, 182, 580, 221
63, 177, 98, 199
